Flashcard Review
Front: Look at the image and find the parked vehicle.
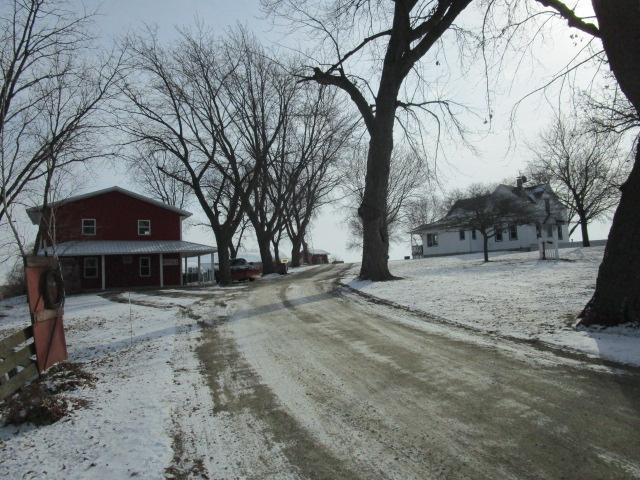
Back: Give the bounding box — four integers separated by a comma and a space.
215, 258, 262, 282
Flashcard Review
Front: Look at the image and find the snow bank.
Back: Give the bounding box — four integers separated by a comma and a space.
0, 287, 219, 479
343, 247, 640, 367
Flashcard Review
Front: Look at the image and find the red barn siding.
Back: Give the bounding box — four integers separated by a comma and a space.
52, 191, 182, 243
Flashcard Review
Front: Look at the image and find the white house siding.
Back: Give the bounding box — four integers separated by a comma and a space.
419, 223, 568, 257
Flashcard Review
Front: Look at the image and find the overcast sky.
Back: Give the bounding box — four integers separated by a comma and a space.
33, 0, 613, 263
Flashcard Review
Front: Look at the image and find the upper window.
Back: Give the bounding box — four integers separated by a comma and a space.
81, 218, 96, 236
138, 219, 151, 236
557, 225, 564, 240
536, 224, 542, 238
84, 257, 98, 278
471, 229, 477, 240
547, 224, 554, 238
139, 256, 151, 277
495, 226, 503, 242
544, 198, 551, 213
509, 224, 518, 241
459, 230, 465, 241
426, 233, 439, 247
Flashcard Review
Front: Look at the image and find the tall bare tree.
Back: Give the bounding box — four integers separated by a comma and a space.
0, 0, 121, 259
527, 114, 628, 246
263, 0, 474, 280
120, 29, 245, 285
511, 0, 640, 326
283, 85, 354, 267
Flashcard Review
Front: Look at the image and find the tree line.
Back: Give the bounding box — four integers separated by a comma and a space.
1, 0, 639, 327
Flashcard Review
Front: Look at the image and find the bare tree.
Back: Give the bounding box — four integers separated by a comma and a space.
405, 193, 446, 230
130, 147, 190, 209
120, 29, 245, 285
513, 0, 640, 326
0, 0, 121, 260
263, 0, 475, 280
441, 184, 537, 262
527, 114, 628, 246
343, 146, 429, 252
284, 85, 354, 267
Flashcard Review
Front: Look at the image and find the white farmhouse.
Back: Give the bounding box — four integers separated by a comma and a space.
410, 179, 569, 258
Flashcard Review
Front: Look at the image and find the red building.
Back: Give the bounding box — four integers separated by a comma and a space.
27, 186, 216, 292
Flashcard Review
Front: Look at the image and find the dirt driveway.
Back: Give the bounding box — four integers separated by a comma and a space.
194, 265, 640, 479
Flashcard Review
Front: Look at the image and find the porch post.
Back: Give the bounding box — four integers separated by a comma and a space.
159, 253, 164, 288
184, 256, 188, 284
197, 255, 202, 285
179, 254, 183, 286
211, 252, 215, 284
101, 255, 106, 290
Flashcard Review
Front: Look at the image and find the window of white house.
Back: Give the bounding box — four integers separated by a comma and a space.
547, 224, 554, 238
426, 233, 439, 247
509, 224, 518, 240
495, 226, 503, 242
544, 198, 551, 213
471, 229, 477, 240
536, 224, 542, 238
138, 219, 151, 236
557, 225, 563, 240
139, 256, 151, 277
84, 257, 98, 278
459, 230, 465, 241
81, 218, 96, 236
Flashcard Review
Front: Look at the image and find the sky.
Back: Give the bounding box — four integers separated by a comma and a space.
13, 0, 615, 265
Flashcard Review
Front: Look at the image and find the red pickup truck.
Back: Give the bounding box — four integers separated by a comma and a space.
215, 258, 262, 283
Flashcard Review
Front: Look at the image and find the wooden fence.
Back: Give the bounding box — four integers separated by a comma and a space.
0, 326, 38, 401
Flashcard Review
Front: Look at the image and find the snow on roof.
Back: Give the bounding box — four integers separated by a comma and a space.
309, 249, 329, 255
26, 186, 192, 224
38, 240, 216, 256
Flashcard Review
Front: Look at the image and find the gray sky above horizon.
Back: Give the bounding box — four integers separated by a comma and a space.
31, 0, 614, 263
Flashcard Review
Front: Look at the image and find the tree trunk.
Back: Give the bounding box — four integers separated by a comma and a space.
302, 238, 310, 265
228, 242, 238, 260
359, 113, 395, 280
214, 232, 232, 286
579, 1, 640, 325
273, 240, 280, 264
579, 218, 591, 247
483, 235, 489, 262
290, 237, 302, 267
581, 146, 640, 325
256, 232, 276, 275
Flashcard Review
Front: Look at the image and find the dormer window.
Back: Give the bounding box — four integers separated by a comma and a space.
138, 219, 151, 236
82, 219, 96, 236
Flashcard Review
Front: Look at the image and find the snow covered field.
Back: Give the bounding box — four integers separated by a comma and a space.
0, 287, 235, 479
344, 247, 640, 367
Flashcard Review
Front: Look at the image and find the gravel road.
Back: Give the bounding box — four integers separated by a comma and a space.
196, 265, 640, 480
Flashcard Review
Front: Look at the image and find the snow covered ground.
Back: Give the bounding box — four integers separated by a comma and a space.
0, 287, 237, 479
343, 247, 640, 367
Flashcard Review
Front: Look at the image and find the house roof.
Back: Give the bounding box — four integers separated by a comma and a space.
26, 186, 192, 224
37, 240, 216, 257
309, 249, 329, 255
410, 183, 564, 234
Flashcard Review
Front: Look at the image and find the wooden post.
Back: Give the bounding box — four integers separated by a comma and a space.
184, 256, 188, 284
101, 255, 106, 290
179, 254, 183, 286
159, 253, 164, 288
197, 255, 202, 285
210, 252, 215, 283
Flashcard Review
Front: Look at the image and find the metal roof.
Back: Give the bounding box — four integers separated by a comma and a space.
26, 186, 192, 224
38, 240, 216, 257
